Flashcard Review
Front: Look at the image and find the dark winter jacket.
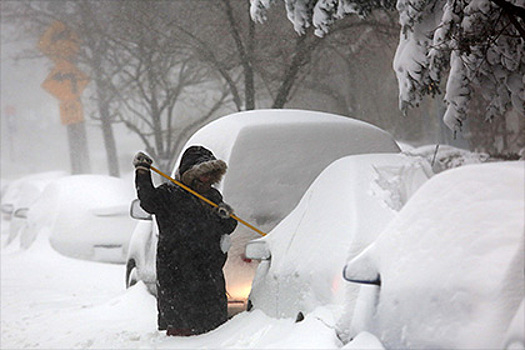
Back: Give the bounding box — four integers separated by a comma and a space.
135, 146, 237, 334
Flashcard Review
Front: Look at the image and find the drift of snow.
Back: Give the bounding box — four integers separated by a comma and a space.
1, 230, 344, 349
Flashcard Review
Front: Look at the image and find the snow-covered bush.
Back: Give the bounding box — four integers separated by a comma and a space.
403, 144, 490, 173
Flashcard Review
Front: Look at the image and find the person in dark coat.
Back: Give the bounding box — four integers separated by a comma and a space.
133, 146, 237, 336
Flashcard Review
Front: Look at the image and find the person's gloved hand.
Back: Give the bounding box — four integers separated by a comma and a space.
133, 151, 153, 172
216, 203, 233, 219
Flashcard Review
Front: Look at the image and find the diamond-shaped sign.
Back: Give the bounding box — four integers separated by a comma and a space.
42, 61, 90, 101
38, 21, 80, 60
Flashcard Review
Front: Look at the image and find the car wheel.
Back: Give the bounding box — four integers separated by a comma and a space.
126, 259, 138, 288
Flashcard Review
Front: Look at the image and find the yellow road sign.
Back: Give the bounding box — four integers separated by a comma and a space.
38, 21, 80, 60
42, 61, 90, 101
59, 99, 84, 125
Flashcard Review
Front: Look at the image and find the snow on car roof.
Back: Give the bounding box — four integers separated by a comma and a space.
178, 109, 399, 166
179, 109, 401, 229
1, 171, 67, 208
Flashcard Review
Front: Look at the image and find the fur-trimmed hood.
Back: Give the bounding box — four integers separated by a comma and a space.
175, 146, 227, 186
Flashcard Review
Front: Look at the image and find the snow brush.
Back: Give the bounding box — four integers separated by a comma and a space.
150, 165, 267, 237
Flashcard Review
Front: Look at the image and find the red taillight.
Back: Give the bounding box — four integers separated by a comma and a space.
240, 254, 252, 263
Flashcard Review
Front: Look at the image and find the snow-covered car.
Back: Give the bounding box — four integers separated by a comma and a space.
343, 162, 524, 349
22, 175, 137, 263
244, 153, 432, 321
1, 171, 67, 219
1, 171, 67, 245
126, 203, 158, 292
125, 109, 402, 313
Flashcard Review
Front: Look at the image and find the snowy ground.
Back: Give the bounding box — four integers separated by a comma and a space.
1, 226, 354, 349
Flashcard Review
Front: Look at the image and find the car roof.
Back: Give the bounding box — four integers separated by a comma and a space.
178, 109, 401, 233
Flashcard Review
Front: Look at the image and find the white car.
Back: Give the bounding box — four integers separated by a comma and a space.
343, 162, 524, 349
1, 171, 67, 246
244, 153, 432, 321
21, 175, 137, 263
125, 109, 402, 313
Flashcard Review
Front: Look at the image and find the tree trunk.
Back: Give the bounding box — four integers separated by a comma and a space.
98, 98, 120, 177
67, 122, 91, 175
94, 70, 120, 177
244, 6, 255, 110
272, 32, 321, 108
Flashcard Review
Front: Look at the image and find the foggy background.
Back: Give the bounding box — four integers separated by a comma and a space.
1, 33, 139, 180
1, 1, 461, 182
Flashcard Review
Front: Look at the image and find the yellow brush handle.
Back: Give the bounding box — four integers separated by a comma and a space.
150, 166, 266, 237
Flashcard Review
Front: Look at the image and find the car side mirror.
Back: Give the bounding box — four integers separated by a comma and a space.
13, 207, 29, 219
343, 249, 381, 286
1, 204, 14, 215
130, 199, 152, 220
245, 239, 271, 260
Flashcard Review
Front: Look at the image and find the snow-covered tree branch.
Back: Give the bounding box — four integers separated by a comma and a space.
251, 0, 524, 141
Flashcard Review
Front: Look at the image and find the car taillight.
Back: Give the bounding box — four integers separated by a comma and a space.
240, 253, 252, 263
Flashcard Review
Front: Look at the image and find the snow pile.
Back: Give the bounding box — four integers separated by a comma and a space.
344, 162, 525, 348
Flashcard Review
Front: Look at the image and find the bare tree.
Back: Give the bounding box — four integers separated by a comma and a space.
5, 0, 421, 175
114, 0, 408, 165
3, 1, 125, 176
74, 1, 122, 176
99, 1, 233, 172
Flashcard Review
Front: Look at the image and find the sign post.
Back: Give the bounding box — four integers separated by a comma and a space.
4, 105, 17, 160
39, 21, 91, 174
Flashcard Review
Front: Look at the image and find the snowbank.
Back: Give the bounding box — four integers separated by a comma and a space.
1, 232, 345, 349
